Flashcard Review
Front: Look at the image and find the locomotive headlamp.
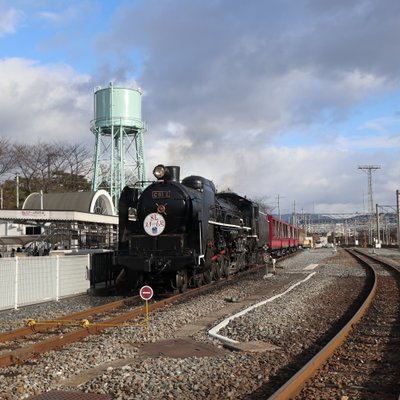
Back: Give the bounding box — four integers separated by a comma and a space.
153, 165, 166, 179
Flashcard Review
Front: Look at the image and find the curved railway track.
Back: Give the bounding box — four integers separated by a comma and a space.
0, 257, 279, 368
1, 248, 375, 399
267, 248, 400, 400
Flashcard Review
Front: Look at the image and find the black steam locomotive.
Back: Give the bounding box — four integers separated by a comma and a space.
116, 164, 269, 292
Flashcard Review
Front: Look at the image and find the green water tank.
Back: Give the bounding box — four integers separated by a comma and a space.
94, 83, 143, 133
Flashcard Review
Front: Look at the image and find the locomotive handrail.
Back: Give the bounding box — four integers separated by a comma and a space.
208, 220, 252, 230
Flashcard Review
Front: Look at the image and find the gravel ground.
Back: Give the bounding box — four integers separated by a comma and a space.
370, 246, 400, 262
0, 248, 367, 399
296, 251, 400, 400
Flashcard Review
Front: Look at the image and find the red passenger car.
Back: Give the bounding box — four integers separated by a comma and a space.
265, 213, 300, 256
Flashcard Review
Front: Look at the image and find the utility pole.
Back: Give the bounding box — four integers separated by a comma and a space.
376, 203, 380, 247
15, 173, 19, 209
397, 190, 400, 250
292, 200, 297, 226
358, 165, 381, 245
276, 193, 284, 220
358, 165, 381, 214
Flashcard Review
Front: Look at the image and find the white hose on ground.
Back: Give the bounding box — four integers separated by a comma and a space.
208, 272, 317, 346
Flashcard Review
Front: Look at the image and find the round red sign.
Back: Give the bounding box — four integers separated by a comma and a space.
139, 285, 154, 300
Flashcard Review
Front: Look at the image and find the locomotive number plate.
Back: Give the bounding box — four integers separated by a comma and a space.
152, 190, 171, 199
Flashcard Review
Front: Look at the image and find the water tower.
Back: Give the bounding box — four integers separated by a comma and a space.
91, 82, 147, 209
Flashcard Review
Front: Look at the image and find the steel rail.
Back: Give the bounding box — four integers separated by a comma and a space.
267, 249, 377, 400
352, 248, 400, 272
0, 291, 189, 367
0, 252, 300, 368
0, 296, 138, 343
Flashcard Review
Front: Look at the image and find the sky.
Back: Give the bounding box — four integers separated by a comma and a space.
1, 0, 400, 215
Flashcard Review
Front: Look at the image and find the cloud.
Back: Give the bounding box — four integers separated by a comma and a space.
0, 5, 24, 37
0, 58, 93, 145
1, 0, 399, 213
89, 0, 400, 212
94, 0, 399, 141
35, 5, 85, 25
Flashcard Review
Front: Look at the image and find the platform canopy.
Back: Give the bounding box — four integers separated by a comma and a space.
0, 190, 117, 249
22, 190, 115, 215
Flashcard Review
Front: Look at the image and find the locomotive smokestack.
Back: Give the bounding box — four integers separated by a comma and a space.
166, 166, 180, 182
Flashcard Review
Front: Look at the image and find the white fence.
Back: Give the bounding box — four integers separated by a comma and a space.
0, 255, 91, 311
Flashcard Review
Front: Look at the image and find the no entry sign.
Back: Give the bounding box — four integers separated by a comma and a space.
139, 285, 154, 300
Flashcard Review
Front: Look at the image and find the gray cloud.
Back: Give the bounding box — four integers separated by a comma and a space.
0, 58, 93, 145
90, 0, 400, 211
90, 2, 395, 173
1, 0, 399, 213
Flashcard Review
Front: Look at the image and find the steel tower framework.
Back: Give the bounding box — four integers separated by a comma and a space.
91, 83, 147, 211
358, 164, 381, 245
358, 164, 381, 214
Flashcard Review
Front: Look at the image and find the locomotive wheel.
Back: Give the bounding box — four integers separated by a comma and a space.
236, 254, 243, 270
221, 256, 230, 277
211, 261, 221, 281
194, 274, 203, 287
175, 270, 188, 293
203, 270, 212, 285
238, 253, 247, 270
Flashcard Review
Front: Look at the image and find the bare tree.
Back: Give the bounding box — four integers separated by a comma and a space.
12, 141, 91, 194
0, 137, 16, 178
12, 142, 47, 193
57, 142, 91, 191
251, 195, 273, 214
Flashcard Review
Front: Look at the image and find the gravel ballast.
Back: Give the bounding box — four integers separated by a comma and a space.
0, 248, 368, 399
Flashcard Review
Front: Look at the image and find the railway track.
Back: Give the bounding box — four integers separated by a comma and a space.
0, 257, 279, 368
0, 296, 143, 367
267, 248, 400, 400
3, 248, 368, 399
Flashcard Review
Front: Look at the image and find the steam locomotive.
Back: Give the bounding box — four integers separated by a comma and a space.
116, 164, 300, 292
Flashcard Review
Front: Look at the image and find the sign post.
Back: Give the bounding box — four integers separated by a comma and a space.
139, 285, 154, 340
